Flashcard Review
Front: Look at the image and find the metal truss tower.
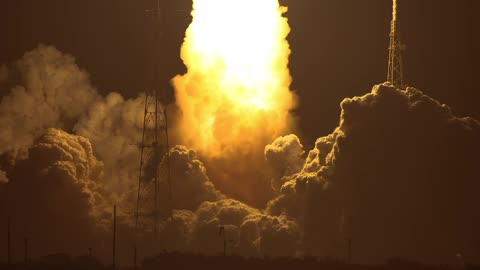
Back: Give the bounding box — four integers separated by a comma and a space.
135, 0, 172, 234
387, 0, 406, 88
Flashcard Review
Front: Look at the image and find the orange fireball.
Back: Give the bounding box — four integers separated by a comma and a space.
173, 0, 296, 157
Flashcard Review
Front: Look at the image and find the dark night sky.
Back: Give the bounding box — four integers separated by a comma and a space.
1, 0, 479, 145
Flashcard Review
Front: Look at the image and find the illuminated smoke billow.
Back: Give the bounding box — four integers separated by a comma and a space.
0, 45, 98, 156
0, 128, 111, 257
73, 92, 145, 195
267, 84, 480, 264
0, 45, 148, 201
0, 46, 144, 260
173, 0, 296, 158
158, 145, 223, 211
1, 18, 480, 265
264, 134, 305, 193
0, 45, 302, 260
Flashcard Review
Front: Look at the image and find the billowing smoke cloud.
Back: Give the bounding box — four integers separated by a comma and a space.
2, 44, 480, 265
0, 45, 301, 261
152, 146, 301, 258
159, 146, 223, 211
73, 92, 145, 195
267, 84, 480, 264
0, 128, 110, 257
238, 212, 301, 257
0, 46, 145, 260
265, 134, 305, 192
157, 199, 301, 258
0, 45, 150, 198
0, 45, 98, 155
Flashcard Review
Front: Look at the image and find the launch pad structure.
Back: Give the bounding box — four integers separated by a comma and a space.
132, 0, 406, 261
135, 0, 173, 235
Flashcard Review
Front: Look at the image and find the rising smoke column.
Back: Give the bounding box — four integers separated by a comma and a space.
267, 84, 480, 264
173, 0, 296, 158
0, 45, 149, 201
0, 45, 302, 260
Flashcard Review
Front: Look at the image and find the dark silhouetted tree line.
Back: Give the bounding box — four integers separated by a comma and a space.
1, 253, 479, 270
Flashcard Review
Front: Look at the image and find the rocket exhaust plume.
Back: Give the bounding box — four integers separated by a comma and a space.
173, 0, 296, 158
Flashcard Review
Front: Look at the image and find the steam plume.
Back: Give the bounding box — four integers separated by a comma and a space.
267, 84, 480, 263
2, 45, 480, 264
0, 128, 110, 257
0, 45, 98, 155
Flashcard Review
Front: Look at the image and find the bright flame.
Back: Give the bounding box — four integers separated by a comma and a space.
173, 0, 296, 157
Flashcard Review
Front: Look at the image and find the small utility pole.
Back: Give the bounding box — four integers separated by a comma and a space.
219, 226, 226, 256
113, 205, 117, 270
7, 217, 11, 265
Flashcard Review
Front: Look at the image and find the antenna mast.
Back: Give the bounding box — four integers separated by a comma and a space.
135, 0, 173, 235
387, 0, 406, 88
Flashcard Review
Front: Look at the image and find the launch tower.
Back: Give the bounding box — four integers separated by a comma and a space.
387, 0, 406, 88
135, 0, 173, 234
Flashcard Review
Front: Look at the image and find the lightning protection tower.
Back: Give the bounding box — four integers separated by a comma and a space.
135, 0, 173, 235
387, 0, 406, 88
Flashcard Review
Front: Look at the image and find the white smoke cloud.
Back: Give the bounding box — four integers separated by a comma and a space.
160, 145, 224, 211
73, 92, 145, 196
183, 199, 301, 257
266, 84, 480, 264
265, 134, 305, 192
0, 45, 99, 155
0, 128, 111, 257
0, 45, 302, 261
0, 46, 146, 257
240, 213, 301, 257
2, 46, 480, 265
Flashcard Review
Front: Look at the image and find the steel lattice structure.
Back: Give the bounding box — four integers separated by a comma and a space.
135, 0, 172, 234
387, 0, 406, 88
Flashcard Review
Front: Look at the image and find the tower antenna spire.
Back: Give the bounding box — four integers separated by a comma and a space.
135, 0, 173, 236
387, 0, 406, 88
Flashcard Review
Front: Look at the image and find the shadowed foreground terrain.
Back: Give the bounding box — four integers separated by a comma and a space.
1, 253, 479, 270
